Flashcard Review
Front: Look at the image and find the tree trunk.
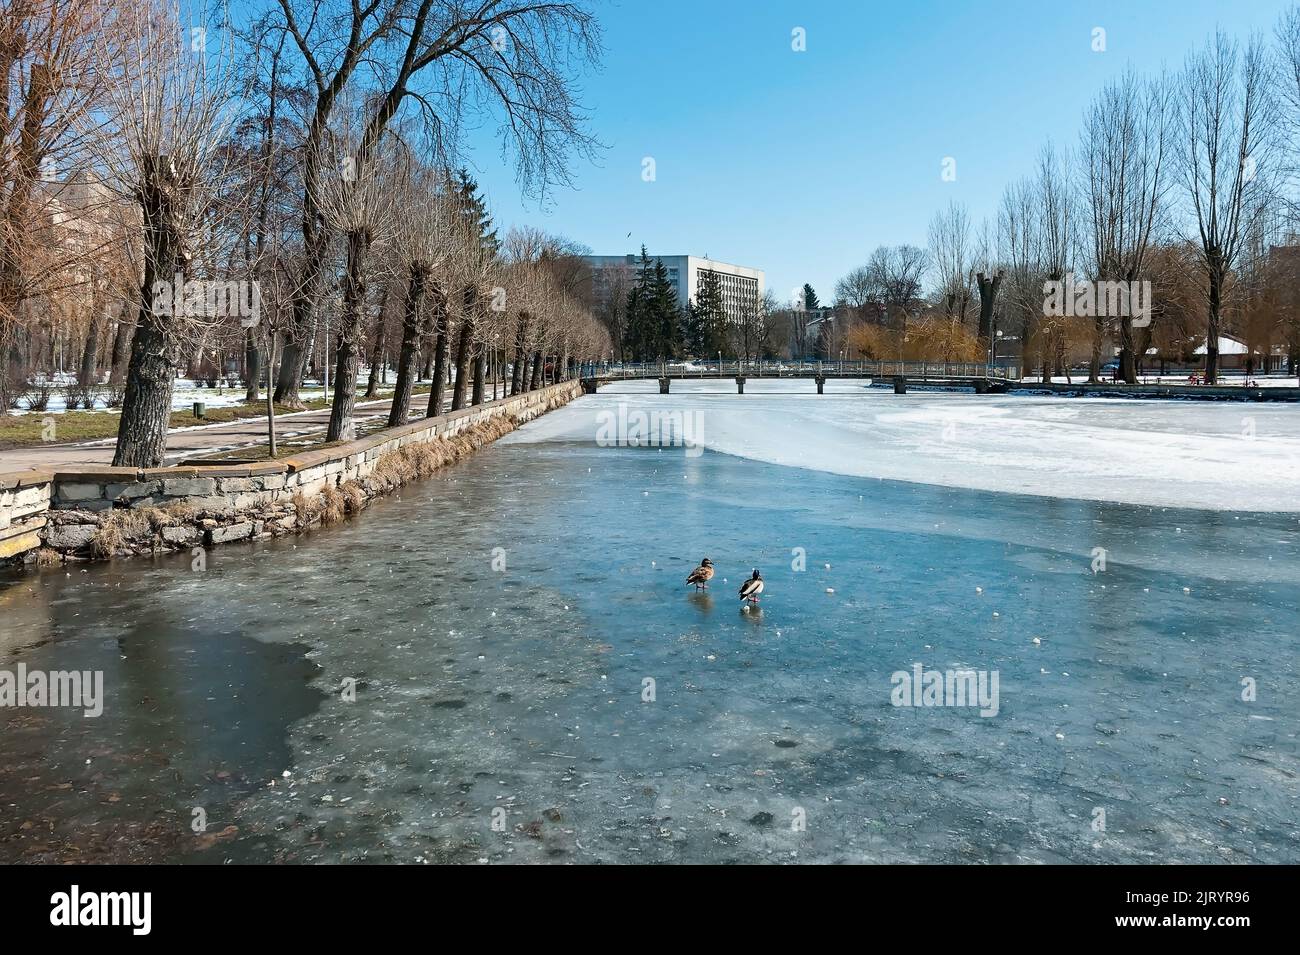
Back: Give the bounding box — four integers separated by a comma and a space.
78, 311, 101, 387
529, 351, 542, 391
1119, 316, 1136, 384
511, 313, 528, 394
450, 318, 472, 411
113, 159, 188, 468
265, 331, 278, 458
1206, 269, 1223, 385
975, 271, 1002, 346
365, 298, 387, 399
471, 339, 485, 405
325, 228, 371, 443
426, 284, 450, 417
245, 328, 261, 401
1089, 315, 1103, 383
388, 263, 428, 426
109, 313, 133, 384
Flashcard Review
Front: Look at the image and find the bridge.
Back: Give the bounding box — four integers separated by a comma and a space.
578, 360, 1022, 395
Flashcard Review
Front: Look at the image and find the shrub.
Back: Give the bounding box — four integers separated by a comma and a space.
21, 377, 53, 411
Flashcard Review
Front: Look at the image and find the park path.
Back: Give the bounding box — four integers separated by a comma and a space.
0, 390, 456, 471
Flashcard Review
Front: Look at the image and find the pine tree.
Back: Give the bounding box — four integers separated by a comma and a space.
683, 302, 706, 355
622, 246, 656, 361
802, 283, 820, 311
454, 169, 499, 255
694, 269, 728, 357
651, 257, 682, 359
624, 284, 645, 360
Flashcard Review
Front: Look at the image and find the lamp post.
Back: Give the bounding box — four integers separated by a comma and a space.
987, 326, 1002, 370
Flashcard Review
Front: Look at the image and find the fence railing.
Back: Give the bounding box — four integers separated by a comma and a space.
579, 359, 1022, 380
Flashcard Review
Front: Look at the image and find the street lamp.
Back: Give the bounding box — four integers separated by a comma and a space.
988, 327, 1003, 369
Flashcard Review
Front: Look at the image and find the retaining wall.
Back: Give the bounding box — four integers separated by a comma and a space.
0, 380, 581, 567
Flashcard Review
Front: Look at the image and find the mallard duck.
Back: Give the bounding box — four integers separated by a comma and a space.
686, 557, 715, 591
739, 569, 763, 603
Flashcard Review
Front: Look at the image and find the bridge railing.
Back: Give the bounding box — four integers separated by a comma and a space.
581, 359, 1022, 380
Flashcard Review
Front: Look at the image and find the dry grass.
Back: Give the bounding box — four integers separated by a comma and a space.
320, 484, 345, 524
340, 480, 365, 514
370, 416, 520, 492
291, 491, 316, 526
35, 546, 61, 567
90, 509, 154, 557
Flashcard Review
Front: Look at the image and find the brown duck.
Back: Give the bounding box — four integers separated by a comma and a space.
686, 557, 715, 591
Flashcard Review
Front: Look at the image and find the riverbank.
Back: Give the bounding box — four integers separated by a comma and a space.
0, 380, 582, 569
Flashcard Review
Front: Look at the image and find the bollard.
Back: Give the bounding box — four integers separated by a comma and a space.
893, 376, 907, 395
815, 375, 826, 395
735, 375, 746, 394
658, 377, 670, 394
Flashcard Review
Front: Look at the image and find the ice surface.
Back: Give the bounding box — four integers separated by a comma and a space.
503, 380, 1300, 512
4, 439, 1296, 864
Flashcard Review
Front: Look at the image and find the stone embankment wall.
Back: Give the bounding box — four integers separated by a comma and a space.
0, 380, 581, 567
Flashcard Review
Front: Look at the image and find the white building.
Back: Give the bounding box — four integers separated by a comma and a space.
585, 254, 764, 319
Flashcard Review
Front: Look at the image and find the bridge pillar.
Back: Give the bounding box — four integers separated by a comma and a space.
658, 377, 671, 394
735, 376, 746, 394
893, 376, 907, 395
815, 375, 826, 394
581, 378, 599, 395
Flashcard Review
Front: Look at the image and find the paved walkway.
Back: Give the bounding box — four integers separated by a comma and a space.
0, 390, 461, 471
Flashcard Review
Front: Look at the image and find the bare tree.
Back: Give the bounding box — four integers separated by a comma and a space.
94, 1, 239, 466
314, 111, 398, 442
1178, 34, 1275, 384
0, 0, 116, 410
929, 201, 975, 360
271, 0, 602, 408
1082, 70, 1172, 382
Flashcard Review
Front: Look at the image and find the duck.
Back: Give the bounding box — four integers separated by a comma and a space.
739, 569, 764, 604
686, 557, 715, 591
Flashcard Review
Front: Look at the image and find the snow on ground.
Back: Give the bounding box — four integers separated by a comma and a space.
1024, 373, 1299, 388
10, 379, 256, 415
503, 378, 1300, 512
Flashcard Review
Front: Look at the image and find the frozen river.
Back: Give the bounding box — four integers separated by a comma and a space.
1, 386, 1297, 863
514, 379, 1300, 512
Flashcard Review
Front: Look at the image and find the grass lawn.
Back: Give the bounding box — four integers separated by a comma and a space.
0, 384, 429, 452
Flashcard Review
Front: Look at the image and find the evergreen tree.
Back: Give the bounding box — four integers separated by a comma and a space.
802, 283, 820, 311
623, 284, 645, 360
683, 302, 706, 355
694, 268, 728, 357
454, 168, 499, 255
651, 257, 682, 359
621, 246, 656, 360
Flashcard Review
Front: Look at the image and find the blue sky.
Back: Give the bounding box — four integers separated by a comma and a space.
452, 0, 1294, 305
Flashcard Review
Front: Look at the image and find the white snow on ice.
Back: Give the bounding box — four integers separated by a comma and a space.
503, 378, 1300, 512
